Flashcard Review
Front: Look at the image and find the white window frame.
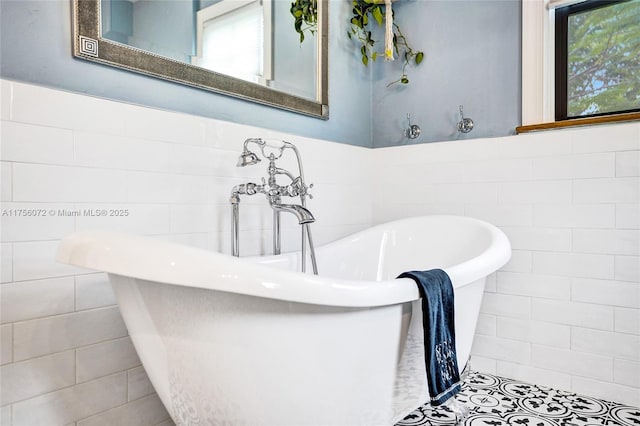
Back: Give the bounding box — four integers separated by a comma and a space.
194, 0, 273, 84
521, 0, 557, 125
521, 0, 637, 125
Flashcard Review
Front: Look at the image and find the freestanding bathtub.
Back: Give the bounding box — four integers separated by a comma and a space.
57, 215, 511, 426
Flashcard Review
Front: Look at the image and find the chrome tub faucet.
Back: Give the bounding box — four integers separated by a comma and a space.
230, 138, 318, 274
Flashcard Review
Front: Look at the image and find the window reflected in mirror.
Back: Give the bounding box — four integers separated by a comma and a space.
100, 0, 318, 101
195, 0, 272, 85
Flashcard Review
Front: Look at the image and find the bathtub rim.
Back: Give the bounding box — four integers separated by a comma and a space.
56, 215, 511, 308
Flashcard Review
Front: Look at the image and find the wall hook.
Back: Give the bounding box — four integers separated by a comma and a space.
405, 113, 421, 139
457, 105, 474, 134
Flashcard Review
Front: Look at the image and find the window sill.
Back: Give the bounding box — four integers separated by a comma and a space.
516, 111, 640, 134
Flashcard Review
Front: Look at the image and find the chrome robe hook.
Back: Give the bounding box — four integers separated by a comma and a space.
405, 113, 421, 139
457, 105, 474, 133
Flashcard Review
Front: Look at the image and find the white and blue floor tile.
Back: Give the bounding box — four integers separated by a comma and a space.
397, 371, 640, 426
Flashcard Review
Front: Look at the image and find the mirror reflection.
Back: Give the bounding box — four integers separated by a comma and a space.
101, 0, 318, 100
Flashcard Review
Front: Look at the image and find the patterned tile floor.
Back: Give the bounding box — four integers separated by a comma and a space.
397, 371, 640, 426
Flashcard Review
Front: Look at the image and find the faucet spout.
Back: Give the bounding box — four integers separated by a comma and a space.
270, 203, 315, 225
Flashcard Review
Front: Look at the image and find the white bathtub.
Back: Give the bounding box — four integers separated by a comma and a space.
57, 215, 511, 426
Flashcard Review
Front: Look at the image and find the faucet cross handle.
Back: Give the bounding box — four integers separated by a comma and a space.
293, 178, 313, 198
245, 178, 266, 195
305, 183, 314, 199
281, 177, 312, 198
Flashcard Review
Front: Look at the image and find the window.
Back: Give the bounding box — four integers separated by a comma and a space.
554, 0, 640, 120
194, 0, 272, 85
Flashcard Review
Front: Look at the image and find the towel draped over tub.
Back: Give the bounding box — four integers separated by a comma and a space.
397, 269, 461, 406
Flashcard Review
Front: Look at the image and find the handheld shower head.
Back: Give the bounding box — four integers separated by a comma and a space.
237, 150, 261, 167
237, 138, 265, 167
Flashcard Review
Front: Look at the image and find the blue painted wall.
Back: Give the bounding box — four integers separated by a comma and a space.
370, 0, 521, 148
0, 0, 521, 148
0, 0, 373, 147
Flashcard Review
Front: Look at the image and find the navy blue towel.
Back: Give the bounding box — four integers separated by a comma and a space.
397, 269, 461, 406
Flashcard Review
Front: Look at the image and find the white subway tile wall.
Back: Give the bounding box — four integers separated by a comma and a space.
2, 79, 639, 424
0, 80, 372, 425
373, 121, 640, 407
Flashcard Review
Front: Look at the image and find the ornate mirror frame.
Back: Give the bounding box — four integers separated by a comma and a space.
71, 0, 329, 119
